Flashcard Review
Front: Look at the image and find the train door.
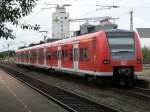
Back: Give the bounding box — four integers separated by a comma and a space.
58, 46, 61, 68
23, 51, 26, 63
44, 47, 46, 65
29, 50, 30, 64
73, 43, 78, 71
35, 49, 38, 64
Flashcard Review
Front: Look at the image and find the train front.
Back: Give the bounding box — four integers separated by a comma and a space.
105, 30, 143, 86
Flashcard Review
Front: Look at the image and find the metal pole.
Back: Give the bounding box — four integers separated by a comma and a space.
130, 10, 133, 31
7, 44, 10, 62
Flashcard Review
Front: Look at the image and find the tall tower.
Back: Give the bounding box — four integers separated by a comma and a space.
52, 6, 70, 39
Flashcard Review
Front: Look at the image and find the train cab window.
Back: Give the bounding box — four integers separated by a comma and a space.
69, 49, 73, 61
106, 32, 135, 60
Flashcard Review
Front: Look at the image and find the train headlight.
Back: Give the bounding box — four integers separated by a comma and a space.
103, 59, 110, 64
137, 59, 142, 64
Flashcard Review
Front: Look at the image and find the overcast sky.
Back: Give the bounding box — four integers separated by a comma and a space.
1, 0, 150, 51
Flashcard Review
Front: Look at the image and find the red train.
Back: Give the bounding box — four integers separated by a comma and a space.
15, 29, 143, 87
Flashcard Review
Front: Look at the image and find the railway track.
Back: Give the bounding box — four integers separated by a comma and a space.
134, 87, 150, 95
110, 87, 150, 101
132, 87, 150, 100
1, 63, 150, 102
143, 64, 150, 69
0, 64, 120, 112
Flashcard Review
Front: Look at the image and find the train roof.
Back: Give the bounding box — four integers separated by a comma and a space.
16, 29, 135, 52
16, 30, 103, 52
105, 29, 134, 33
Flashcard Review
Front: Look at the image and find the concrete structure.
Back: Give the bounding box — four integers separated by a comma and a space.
137, 28, 150, 38
0, 68, 67, 112
52, 6, 70, 39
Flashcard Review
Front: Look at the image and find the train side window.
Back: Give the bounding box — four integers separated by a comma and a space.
34, 51, 36, 59
38, 51, 41, 60
85, 48, 90, 61
69, 49, 73, 61
32, 52, 34, 59
43, 50, 46, 60
52, 52, 54, 60
25, 52, 27, 59
61, 50, 64, 60
23, 53, 25, 59
93, 37, 96, 51
55, 50, 57, 60
20, 53, 22, 59
25, 52, 26, 59
74, 48, 78, 61
79, 48, 84, 61
21, 53, 23, 59
24, 53, 26, 59
53, 51, 56, 60
34, 50, 38, 61
28, 52, 30, 59
47, 52, 50, 60
79, 48, 89, 61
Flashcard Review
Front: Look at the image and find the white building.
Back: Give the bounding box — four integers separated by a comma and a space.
52, 6, 70, 39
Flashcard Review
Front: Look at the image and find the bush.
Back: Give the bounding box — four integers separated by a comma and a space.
142, 46, 150, 64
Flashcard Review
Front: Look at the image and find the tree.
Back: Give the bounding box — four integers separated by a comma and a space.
0, 0, 40, 39
142, 46, 150, 64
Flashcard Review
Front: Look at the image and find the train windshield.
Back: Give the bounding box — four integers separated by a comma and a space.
106, 32, 135, 60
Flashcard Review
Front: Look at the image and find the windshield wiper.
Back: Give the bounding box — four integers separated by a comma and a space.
112, 50, 133, 53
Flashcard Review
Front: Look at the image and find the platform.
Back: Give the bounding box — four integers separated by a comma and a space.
0, 68, 67, 112
137, 69, 150, 88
